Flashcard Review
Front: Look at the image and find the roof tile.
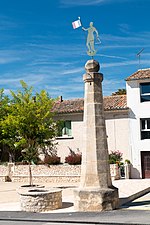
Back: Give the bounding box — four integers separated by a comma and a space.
126, 68, 150, 81
103, 95, 127, 111
52, 95, 127, 114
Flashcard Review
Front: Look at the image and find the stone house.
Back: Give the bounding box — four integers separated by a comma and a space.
53, 68, 150, 179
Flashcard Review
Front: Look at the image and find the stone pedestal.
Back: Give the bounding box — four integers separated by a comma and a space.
74, 59, 119, 211
18, 187, 62, 212
74, 187, 118, 211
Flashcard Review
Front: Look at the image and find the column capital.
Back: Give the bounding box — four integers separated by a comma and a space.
83, 72, 103, 83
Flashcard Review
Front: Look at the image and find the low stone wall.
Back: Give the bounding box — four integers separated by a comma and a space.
0, 165, 9, 182
13, 164, 80, 176
18, 187, 62, 212
0, 176, 8, 182
0, 165, 8, 175
12, 164, 80, 184
12, 175, 80, 184
0, 164, 120, 183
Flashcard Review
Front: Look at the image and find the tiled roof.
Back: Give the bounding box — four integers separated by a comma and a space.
52, 95, 127, 114
126, 68, 150, 81
103, 95, 127, 111
52, 98, 84, 114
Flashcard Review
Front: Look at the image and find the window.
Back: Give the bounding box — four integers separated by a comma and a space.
141, 118, 150, 139
58, 120, 72, 137
140, 83, 150, 102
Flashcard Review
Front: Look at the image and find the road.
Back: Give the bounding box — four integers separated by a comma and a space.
0, 222, 85, 225
0, 221, 115, 225
0, 222, 83, 225
0, 210, 150, 225
0, 221, 149, 225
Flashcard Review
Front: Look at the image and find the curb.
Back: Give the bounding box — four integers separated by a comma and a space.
0, 217, 149, 225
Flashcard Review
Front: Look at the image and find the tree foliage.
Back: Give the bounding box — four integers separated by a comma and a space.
0, 81, 58, 163
111, 88, 126, 96
0, 89, 17, 161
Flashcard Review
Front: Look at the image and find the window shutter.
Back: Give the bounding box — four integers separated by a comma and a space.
65, 121, 71, 136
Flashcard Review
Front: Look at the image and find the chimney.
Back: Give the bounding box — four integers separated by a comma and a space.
58, 96, 63, 102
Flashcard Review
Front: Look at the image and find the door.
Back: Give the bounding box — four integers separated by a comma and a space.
141, 151, 150, 178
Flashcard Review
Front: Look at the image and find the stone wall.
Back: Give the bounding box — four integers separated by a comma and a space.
0, 165, 9, 182
0, 165, 8, 175
0, 164, 120, 183
13, 164, 80, 176
0, 164, 81, 184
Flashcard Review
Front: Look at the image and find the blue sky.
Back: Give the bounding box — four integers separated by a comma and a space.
0, 0, 149, 99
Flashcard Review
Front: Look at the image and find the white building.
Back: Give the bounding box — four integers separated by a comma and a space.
126, 68, 150, 179
53, 68, 150, 179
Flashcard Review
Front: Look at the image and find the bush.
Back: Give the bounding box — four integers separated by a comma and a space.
109, 150, 123, 165
65, 152, 82, 165
125, 159, 131, 164
43, 155, 61, 165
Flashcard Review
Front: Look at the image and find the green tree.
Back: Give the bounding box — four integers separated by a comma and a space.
0, 89, 10, 118
0, 81, 58, 186
0, 114, 22, 162
9, 81, 58, 162
0, 89, 16, 162
112, 88, 126, 96
0, 81, 58, 185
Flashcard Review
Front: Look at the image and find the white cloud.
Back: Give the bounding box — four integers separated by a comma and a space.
102, 32, 150, 45
45, 83, 84, 99
71, 77, 83, 83
60, 0, 139, 7
60, 0, 107, 6
118, 23, 131, 34
0, 73, 44, 87
103, 80, 126, 96
0, 50, 22, 64
61, 67, 84, 75
0, 57, 21, 64
0, 15, 17, 30
0, 77, 22, 85
98, 54, 127, 60
102, 60, 136, 68
101, 59, 150, 68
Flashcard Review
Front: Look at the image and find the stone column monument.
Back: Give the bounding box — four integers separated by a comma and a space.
74, 59, 119, 211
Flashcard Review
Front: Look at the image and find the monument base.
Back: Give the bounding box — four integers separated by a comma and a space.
74, 187, 119, 212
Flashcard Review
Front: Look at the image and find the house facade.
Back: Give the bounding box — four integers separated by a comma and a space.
53, 68, 150, 179
53, 96, 130, 171
126, 68, 150, 179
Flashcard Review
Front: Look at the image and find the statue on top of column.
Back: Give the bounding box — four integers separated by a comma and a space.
82, 22, 101, 57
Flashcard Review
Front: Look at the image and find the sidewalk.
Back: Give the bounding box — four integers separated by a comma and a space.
0, 179, 150, 212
